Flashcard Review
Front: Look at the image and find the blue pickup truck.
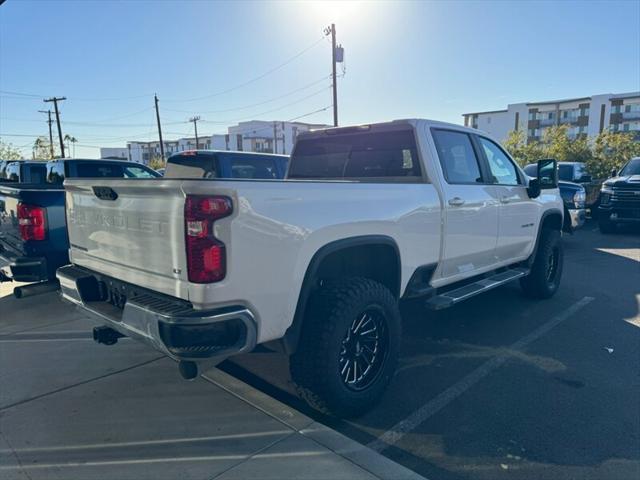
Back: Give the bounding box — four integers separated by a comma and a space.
0, 159, 159, 293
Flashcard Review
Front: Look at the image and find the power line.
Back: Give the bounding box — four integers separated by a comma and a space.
162, 36, 326, 103
161, 75, 332, 115
199, 85, 331, 125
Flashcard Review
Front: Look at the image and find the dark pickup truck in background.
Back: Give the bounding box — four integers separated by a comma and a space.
164, 150, 289, 179
0, 159, 158, 293
556, 161, 603, 212
524, 163, 586, 233
0, 160, 48, 184
598, 157, 640, 233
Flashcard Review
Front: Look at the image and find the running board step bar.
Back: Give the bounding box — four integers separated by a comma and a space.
426, 268, 529, 310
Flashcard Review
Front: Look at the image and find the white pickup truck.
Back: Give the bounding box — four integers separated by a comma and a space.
58, 120, 564, 417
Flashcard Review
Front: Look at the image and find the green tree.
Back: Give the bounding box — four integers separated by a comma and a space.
541, 125, 592, 164
0, 140, 23, 160
33, 137, 54, 160
502, 129, 544, 167
589, 131, 640, 179
64, 134, 78, 158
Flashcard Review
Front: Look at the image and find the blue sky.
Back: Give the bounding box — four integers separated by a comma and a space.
1, 0, 639, 158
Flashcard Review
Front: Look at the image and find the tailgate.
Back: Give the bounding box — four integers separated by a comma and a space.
65, 179, 190, 293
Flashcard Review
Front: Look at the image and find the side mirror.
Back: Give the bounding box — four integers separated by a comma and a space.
527, 177, 541, 199
537, 158, 558, 189
610, 168, 617, 178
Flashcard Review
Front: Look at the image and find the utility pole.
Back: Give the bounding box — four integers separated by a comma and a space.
330, 23, 338, 127
43, 97, 66, 158
38, 109, 54, 159
281, 121, 286, 154
273, 121, 278, 154
189, 116, 201, 148
154, 94, 165, 160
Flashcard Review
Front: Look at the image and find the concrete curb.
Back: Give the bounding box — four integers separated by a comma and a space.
202, 368, 426, 480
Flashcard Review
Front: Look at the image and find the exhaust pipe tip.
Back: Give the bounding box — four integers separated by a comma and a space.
13, 280, 59, 299
178, 361, 199, 380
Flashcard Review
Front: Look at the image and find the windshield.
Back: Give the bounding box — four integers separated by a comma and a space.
558, 164, 574, 181
619, 158, 640, 176
288, 128, 422, 181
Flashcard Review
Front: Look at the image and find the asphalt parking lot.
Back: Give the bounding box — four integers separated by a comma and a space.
226, 222, 640, 480
1, 221, 638, 479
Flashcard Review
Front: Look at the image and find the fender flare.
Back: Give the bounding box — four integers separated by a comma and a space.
281, 235, 401, 354
527, 208, 563, 267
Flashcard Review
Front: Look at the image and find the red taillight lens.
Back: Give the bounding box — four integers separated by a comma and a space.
17, 203, 47, 241
184, 195, 232, 283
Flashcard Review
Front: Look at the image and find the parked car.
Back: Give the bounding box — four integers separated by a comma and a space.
556, 161, 602, 210
0, 159, 159, 290
598, 157, 640, 233
58, 120, 563, 417
1, 161, 48, 184
524, 163, 586, 233
164, 150, 289, 179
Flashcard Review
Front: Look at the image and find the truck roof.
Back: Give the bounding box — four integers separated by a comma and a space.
300, 119, 488, 140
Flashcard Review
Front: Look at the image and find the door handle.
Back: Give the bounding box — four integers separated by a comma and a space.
448, 197, 465, 207
500, 196, 510, 204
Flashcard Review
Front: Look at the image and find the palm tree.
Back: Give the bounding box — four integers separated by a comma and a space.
64, 134, 78, 158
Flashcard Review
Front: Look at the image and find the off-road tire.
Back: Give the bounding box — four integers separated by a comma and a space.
520, 228, 563, 299
289, 277, 401, 418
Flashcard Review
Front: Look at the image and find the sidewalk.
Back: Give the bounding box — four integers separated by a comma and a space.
0, 279, 424, 480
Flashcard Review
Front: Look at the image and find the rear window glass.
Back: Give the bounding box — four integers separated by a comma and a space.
26, 164, 47, 184
165, 154, 217, 179
76, 163, 126, 178
47, 162, 65, 184
124, 166, 157, 178
228, 156, 280, 179
288, 129, 422, 181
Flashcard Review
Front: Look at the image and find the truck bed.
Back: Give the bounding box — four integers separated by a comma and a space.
63, 177, 442, 342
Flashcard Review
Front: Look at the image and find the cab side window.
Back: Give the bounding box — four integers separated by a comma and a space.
432, 129, 483, 184
478, 137, 520, 186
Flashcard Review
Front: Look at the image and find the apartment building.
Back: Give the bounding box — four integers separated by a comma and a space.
115, 120, 327, 165
463, 91, 640, 143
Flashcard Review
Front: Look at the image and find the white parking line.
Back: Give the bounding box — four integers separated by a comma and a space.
367, 296, 595, 453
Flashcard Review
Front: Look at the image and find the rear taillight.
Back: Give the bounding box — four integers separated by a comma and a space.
184, 195, 232, 283
17, 203, 47, 241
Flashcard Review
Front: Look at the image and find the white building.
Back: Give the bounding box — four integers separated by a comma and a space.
463, 91, 640, 143
99, 147, 128, 160
121, 120, 328, 165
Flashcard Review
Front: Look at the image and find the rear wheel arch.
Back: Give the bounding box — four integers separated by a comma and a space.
282, 235, 401, 354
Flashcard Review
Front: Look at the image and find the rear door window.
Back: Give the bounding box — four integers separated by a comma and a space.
432, 129, 483, 184
288, 128, 422, 181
